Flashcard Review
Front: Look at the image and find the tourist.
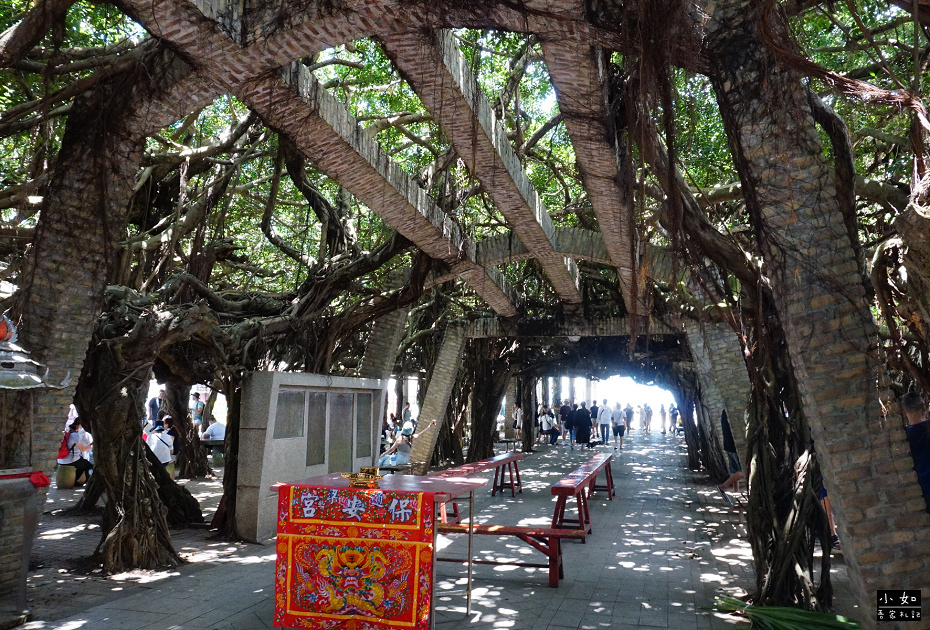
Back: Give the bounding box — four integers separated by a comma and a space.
535, 405, 546, 444
163, 416, 180, 464
612, 403, 626, 449
147, 424, 173, 468
201, 417, 226, 441
670, 404, 680, 434
540, 406, 559, 445
190, 392, 205, 426
643, 403, 652, 432
901, 392, 930, 512
589, 400, 600, 440
378, 418, 436, 467
659, 404, 667, 434
566, 403, 578, 448
624, 403, 634, 432
559, 400, 571, 445
816, 476, 841, 550
148, 388, 165, 423
57, 418, 93, 486
597, 399, 611, 447
513, 404, 523, 441
574, 402, 592, 449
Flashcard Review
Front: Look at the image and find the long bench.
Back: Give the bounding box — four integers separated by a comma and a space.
434, 452, 523, 497
437, 523, 585, 587
550, 453, 615, 541
433, 452, 524, 525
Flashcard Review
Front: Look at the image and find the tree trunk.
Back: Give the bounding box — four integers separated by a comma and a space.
465, 341, 512, 462
519, 374, 537, 452
695, 400, 728, 480
212, 381, 240, 537
73, 295, 213, 571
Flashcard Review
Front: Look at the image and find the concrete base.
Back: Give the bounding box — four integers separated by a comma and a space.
0, 473, 39, 627
0, 609, 30, 630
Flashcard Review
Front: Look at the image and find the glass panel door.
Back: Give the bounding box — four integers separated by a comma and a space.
355, 393, 373, 459
327, 392, 354, 473
306, 392, 327, 466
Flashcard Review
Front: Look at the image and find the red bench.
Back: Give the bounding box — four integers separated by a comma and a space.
434, 452, 523, 497
437, 523, 585, 587
433, 452, 524, 524
550, 454, 615, 541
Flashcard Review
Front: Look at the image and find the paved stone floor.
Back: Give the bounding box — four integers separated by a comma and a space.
21, 431, 857, 629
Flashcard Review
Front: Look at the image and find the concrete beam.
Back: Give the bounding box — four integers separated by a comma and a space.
541, 41, 644, 312
380, 30, 583, 305
462, 316, 680, 338
243, 64, 519, 315
119, 0, 518, 316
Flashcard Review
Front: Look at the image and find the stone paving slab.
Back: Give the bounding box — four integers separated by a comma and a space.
22, 433, 857, 629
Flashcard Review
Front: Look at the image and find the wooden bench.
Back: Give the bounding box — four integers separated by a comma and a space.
433, 452, 524, 524
497, 438, 519, 452
437, 523, 585, 587
434, 452, 523, 497
550, 454, 615, 541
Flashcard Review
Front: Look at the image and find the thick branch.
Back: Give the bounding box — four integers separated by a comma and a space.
0, 0, 76, 68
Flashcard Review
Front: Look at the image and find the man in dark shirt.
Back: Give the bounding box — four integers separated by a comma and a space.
901, 392, 930, 512
589, 401, 600, 441
559, 400, 571, 446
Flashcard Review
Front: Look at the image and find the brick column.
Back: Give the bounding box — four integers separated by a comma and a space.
683, 323, 729, 447
685, 322, 752, 467
408, 326, 466, 470
358, 308, 409, 380
704, 1, 930, 621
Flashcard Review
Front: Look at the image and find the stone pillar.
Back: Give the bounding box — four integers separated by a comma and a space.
684, 323, 728, 440
0, 473, 40, 627
703, 324, 750, 458
585, 380, 593, 406
408, 326, 466, 471
685, 322, 751, 468
503, 379, 516, 439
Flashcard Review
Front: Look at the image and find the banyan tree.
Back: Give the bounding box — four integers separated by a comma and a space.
1, 0, 929, 626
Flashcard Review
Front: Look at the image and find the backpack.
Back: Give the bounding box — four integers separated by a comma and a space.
57, 430, 75, 459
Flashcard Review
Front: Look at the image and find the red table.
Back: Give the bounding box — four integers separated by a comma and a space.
272, 474, 485, 629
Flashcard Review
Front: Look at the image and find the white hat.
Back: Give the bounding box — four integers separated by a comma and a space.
401, 421, 415, 436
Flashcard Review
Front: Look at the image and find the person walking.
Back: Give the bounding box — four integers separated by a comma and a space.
597, 400, 611, 448
659, 404, 667, 434
559, 400, 571, 445
565, 404, 578, 449
589, 400, 600, 441
57, 418, 94, 486
574, 402, 593, 449
612, 403, 626, 449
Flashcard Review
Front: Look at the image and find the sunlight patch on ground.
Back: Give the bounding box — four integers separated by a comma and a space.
109, 570, 181, 583
39, 524, 99, 540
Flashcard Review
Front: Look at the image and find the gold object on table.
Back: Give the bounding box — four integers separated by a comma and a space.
341, 469, 384, 488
